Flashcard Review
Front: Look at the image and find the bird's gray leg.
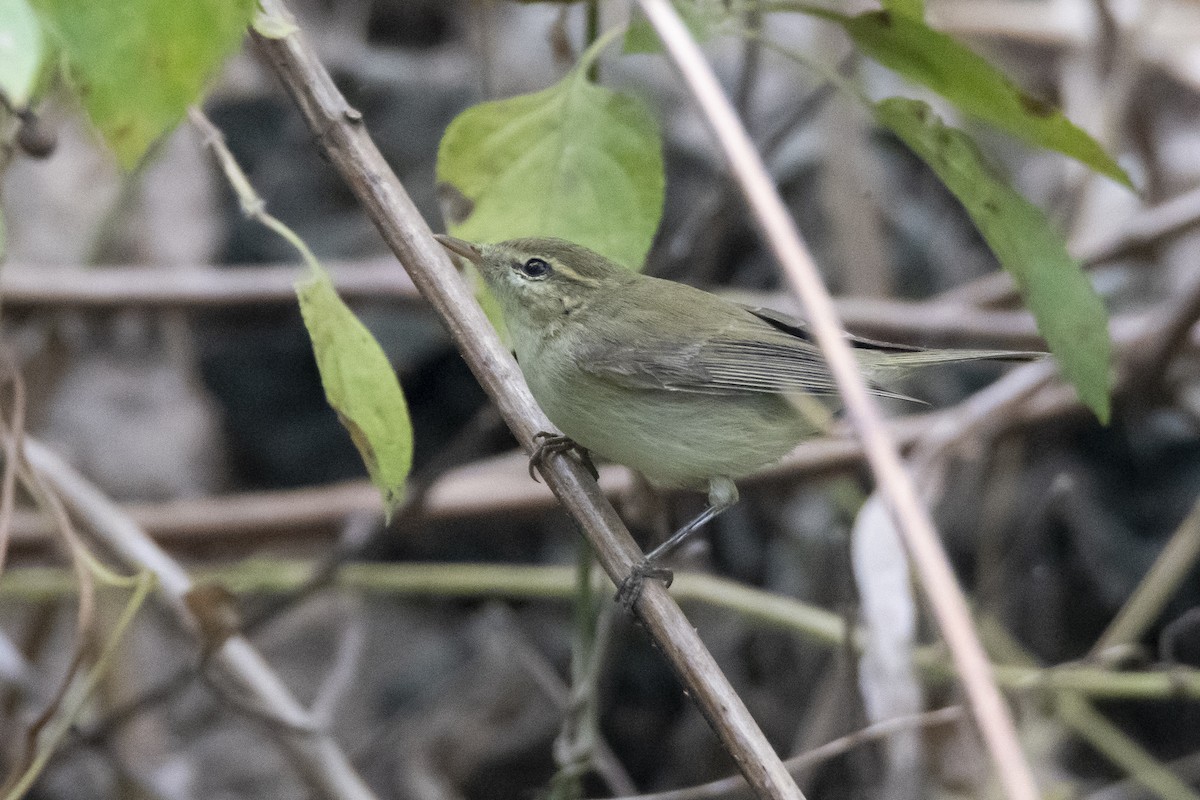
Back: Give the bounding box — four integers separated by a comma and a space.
616, 478, 739, 609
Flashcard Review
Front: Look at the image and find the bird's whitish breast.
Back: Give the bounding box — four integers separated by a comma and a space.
522, 352, 812, 488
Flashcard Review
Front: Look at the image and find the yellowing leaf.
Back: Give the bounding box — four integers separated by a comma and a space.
437, 35, 664, 270
31, 0, 256, 167
297, 269, 413, 517
875, 98, 1111, 421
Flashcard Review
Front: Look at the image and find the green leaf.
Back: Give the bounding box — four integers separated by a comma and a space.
30, 0, 256, 168
880, 0, 924, 21
437, 35, 664, 270
297, 268, 413, 518
622, 17, 662, 55
832, 10, 1130, 187
875, 97, 1111, 421
0, 0, 46, 107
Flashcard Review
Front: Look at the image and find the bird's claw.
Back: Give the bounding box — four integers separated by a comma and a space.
528, 432, 599, 482
615, 559, 675, 610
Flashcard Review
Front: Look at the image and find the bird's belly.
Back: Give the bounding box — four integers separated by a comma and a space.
526, 368, 812, 489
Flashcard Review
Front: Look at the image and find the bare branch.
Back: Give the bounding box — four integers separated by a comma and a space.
20, 437, 379, 800
0, 259, 419, 309
1090, 494, 1200, 658
249, 2, 808, 798
1123, 269, 1200, 388
604, 706, 965, 800
4, 387, 1085, 555
636, 2, 1038, 798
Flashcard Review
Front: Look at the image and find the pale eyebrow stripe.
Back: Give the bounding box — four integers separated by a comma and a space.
552, 262, 602, 287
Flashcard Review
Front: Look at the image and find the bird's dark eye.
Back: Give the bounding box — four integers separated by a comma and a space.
518, 257, 551, 279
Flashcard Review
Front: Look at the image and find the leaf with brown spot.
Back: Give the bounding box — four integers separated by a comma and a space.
814, 10, 1133, 187
875, 98, 1112, 422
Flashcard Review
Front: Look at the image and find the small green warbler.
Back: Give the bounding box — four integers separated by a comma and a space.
437, 235, 1037, 603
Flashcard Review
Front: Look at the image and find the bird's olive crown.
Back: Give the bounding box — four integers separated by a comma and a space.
471, 237, 634, 329
480, 238, 628, 286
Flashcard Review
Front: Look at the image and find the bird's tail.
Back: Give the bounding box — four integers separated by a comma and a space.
864, 348, 1045, 370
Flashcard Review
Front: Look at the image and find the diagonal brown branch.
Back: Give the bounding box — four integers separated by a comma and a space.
249, 2, 805, 798
635, 2, 1039, 799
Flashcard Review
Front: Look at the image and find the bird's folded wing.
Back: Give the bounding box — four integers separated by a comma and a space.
576, 307, 848, 396
576, 300, 1033, 398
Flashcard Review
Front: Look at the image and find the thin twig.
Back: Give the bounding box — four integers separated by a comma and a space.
909, 360, 1060, 478
1124, 268, 1200, 389
1086, 751, 1200, 800
0, 258, 418, 308
635, 3, 1038, 799
3, 179, 1198, 314
0, 347, 25, 576
501, 604, 637, 796
20, 437, 378, 800
550, 546, 615, 797
250, 2, 808, 798
1090, 494, 1200, 658
0, 403, 154, 797
6, 562, 1200, 701
603, 706, 965, 800
3, 389, 1080, 553
986, 623, 1200, 800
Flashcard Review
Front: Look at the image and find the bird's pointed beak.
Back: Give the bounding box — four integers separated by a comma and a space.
434, 234, 483, 266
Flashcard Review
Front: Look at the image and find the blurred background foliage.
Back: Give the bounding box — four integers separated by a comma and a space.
2, 0, 1200, 798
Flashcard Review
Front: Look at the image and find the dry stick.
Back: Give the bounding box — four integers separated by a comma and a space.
0, 259, 418, 308
986, 625, 1200, 800
1084, 285, 1200, 656
4, 380, 1090, 554
500, 605, 637, 796
635, 3, 1039, 800
2, 180, 1197, 312
249, 3, 804, 799
605, 706, 965, 800
1126, 266, 1200, 388
0, 348, 26, 575
20, 438, 378, 800
1091, 494, 1200, 657
0, 263, 1164, 350
7, 561, 1200, 700
1086, 752, 1200, 800
910, 361, 1061, 474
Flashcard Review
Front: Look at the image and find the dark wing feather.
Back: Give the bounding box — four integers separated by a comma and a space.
743, 305, 923, 354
